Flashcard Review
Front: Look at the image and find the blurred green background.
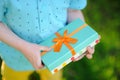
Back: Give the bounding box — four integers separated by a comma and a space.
63, 0, 120, 80
0, 0, 120, 80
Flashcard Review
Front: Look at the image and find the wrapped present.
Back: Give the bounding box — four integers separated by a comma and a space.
40, 18, 100, 74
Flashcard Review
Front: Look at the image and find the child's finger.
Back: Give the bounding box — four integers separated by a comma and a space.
73, 53, 86, 62
37, 59, 44, 69
33, 57, 44, 70
87, 46, 95, 54
40, 46, 51, 52
99, 35, 101, 39
86, 53, 92, 59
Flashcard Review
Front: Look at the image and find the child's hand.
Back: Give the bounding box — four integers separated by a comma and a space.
73, 36, 101, 61
0, 22, 51, 70
19, 42, 51, 70
73, 46, 95, 62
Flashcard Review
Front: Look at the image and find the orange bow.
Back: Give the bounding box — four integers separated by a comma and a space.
41, 23, 87, 56
53, 30, 78, 56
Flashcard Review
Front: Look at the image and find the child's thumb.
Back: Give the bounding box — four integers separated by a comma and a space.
40, 46, 51, 52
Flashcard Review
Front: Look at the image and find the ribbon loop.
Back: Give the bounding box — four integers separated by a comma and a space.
53, 30, 78, 56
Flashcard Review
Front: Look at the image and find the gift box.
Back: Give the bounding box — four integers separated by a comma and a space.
40, 18, 100, 74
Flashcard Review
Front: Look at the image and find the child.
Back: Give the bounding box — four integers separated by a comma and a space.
0, 0, 95, 80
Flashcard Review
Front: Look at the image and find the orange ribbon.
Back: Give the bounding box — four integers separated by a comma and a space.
41, 23, 88, 56
53, 30, 78, 56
